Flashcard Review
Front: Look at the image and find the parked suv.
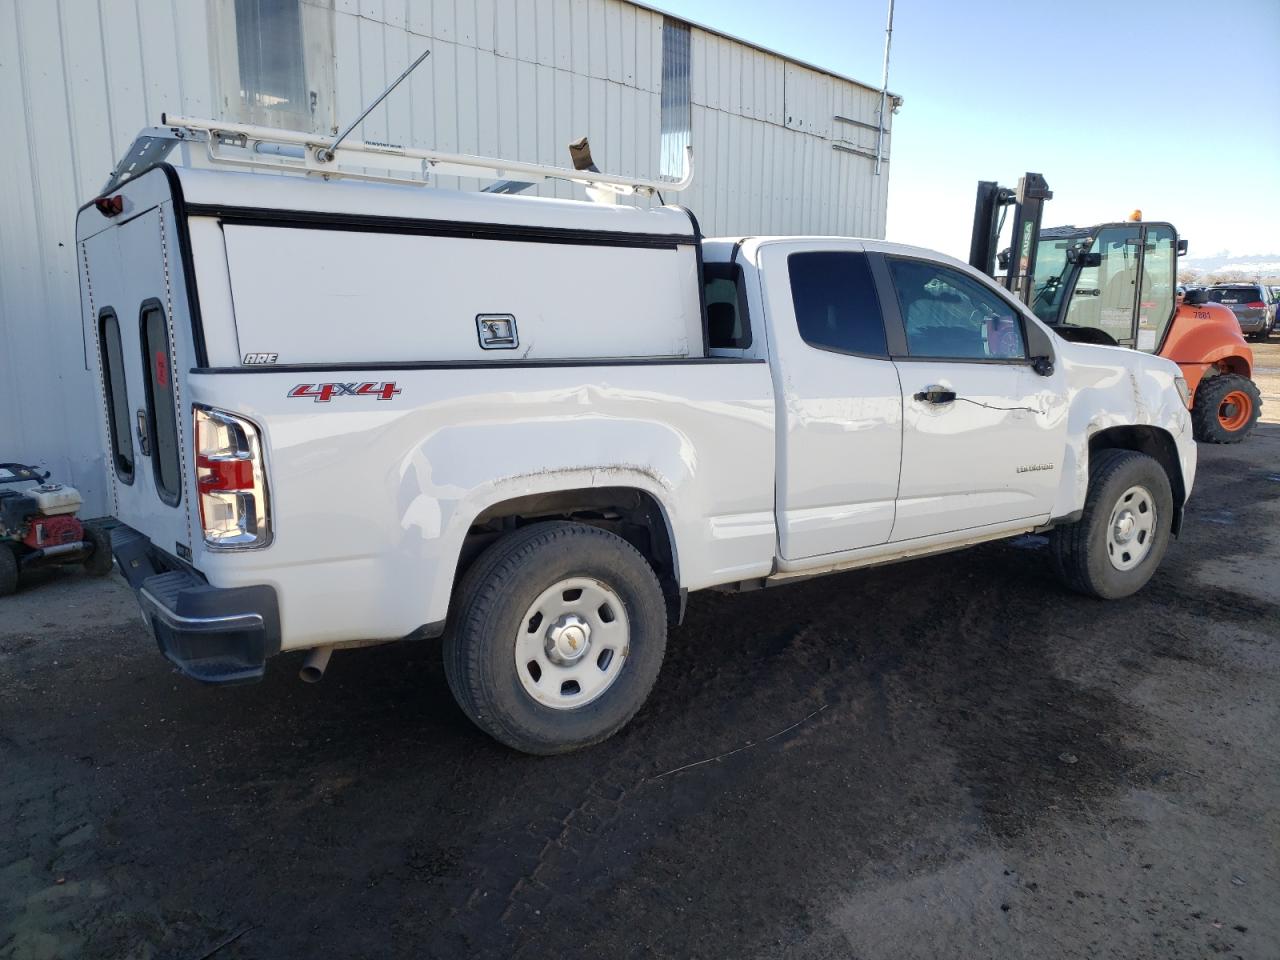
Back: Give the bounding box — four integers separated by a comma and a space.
1206, 283, 1272, 340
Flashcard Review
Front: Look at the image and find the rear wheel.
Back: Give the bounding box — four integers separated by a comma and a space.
443, 521, 668, 755
82, 523, 114, 577
0, 544, 18, 597
1050, 449, 1174, 600
1191, 373, 1261, 444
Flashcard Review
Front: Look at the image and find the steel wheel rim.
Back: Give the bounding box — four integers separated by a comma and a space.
514, 576, 629, 711
1217, 390, 1252, 431
1106, 484, 1156, 572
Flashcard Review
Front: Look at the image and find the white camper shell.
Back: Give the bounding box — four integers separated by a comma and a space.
79, 142, 1196, 755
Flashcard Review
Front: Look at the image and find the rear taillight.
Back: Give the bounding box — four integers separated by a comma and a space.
194, 405, 272, 549
1245, 301, 1266, 309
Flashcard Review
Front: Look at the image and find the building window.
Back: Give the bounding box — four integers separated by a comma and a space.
660, 19, 691, 180
234, 0, 309, 124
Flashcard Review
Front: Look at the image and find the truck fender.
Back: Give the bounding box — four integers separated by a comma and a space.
398, 424, 695, 630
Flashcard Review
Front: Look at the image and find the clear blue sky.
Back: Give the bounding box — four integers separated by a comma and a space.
653, 0, 1280, 260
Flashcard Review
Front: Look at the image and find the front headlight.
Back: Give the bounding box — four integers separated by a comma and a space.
1174, 376, 1192, 409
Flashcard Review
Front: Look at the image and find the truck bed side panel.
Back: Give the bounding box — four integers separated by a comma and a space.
187, 362, 776, 650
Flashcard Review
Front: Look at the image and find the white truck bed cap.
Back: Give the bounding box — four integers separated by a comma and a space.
172, 166, 698, 241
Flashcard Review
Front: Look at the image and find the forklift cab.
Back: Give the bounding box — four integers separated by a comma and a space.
1029, 221, 1181, 353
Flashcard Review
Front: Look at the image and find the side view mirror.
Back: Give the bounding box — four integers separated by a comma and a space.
1032, 355, 1054, 377
1177, 238, 1188, 256
1184, 288, 1209, 306
1075, 252, 1102, 268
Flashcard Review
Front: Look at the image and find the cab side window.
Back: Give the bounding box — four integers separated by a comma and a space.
704, 262, 752, 349
887, 258, 1026, 360
787, 251, 888, 357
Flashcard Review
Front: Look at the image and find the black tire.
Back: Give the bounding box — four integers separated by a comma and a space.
0, 544, 17, 597
443, 521, 668, 755
1050, 449, 1174, 600
82, 523, 114, 577
1191, 374, 1261, 444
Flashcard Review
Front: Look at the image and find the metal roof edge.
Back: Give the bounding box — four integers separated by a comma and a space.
630, 0, 899, 101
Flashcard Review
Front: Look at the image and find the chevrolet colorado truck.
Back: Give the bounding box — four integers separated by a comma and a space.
77, 135, 1196, 754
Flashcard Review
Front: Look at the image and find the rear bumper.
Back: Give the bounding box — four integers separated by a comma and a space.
112, 525, 279, 684
1234, 314, 1266, 333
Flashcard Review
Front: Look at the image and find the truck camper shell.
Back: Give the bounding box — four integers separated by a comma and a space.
78, 163, 709, 371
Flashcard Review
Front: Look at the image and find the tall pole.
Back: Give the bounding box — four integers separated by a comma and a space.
874, 0, 895, 176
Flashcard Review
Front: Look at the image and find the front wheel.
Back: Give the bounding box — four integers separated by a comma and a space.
1191, 374, 1261, 444
443, 522, 668, 755
1050, 449, 1174, 600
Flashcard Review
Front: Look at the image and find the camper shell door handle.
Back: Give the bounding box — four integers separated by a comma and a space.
476, 314, 518, 350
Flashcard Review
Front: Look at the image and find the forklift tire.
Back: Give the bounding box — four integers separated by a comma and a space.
82, 524, 114, 577
1191, 374, 1261, 444
0, 544, 17, 597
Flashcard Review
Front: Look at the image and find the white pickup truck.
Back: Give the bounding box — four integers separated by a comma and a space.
77, 129, 1195, 754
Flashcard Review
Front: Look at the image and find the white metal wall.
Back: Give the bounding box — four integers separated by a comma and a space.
331, 0, 890, 235
0, 0, 892, 517
0, 0, 217, 518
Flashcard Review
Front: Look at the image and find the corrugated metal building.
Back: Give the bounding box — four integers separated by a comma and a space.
0, 0, 895, 516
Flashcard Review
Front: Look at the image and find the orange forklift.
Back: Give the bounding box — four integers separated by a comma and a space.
971, 174, 1261, 443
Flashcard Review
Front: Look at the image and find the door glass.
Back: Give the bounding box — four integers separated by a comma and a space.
1030, 235, 1079, 323
787, 252, 888, 356
141, 302, 182, 506
1137, 225, 1176, 352
98, 309, 135, 483
887, 258, 1026, 360
1063, 225, 1141, 342
704, 263, 752, 349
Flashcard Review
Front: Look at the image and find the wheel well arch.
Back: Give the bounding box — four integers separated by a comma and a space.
1088, 426, 1186, 534
456, 486, 683, 624
1210, 355, 1252, 379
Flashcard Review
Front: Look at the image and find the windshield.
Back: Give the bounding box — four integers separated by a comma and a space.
1030, 237, 1076, 322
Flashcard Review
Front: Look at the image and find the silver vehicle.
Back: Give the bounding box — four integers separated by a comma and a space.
1206, 283, 1272, 340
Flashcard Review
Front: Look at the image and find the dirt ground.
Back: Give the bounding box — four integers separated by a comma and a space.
1252, 337, 1280, 427
3, 430, 1278, 959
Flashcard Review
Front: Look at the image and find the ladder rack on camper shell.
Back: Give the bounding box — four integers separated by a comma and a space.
104, 115, 693, 202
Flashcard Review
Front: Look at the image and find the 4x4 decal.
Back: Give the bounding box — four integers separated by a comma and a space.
288, 382, 402, 403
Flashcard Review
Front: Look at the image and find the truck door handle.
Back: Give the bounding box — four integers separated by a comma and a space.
913, 386, 957, 404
